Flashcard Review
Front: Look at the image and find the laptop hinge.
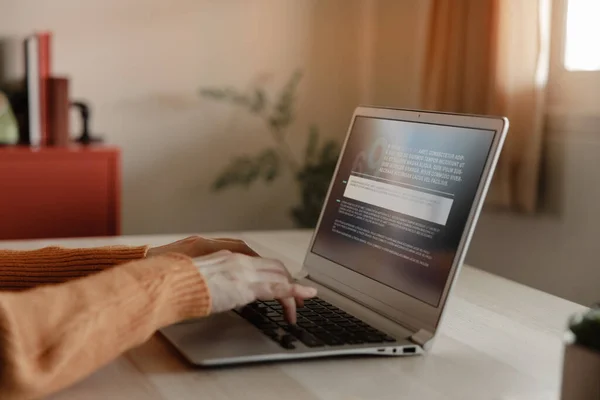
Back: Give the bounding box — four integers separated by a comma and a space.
410, 329, 434, 349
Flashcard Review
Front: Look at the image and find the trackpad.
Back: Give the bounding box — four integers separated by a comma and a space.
160, 312, 284, 364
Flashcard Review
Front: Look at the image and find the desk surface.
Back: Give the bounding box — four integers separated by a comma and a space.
2, 231, 585, 400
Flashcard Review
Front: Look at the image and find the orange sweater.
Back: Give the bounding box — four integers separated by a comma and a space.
0, 246, 211, 400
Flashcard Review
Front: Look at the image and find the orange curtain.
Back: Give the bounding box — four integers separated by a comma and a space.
421, 0, 551, 212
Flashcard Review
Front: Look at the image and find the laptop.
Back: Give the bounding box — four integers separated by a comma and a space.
161, 107, 509, 365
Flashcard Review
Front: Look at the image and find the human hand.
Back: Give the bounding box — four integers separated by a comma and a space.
147, 236, 258, 259
193, 250, 317, 324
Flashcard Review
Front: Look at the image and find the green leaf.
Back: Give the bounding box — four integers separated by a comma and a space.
199, 88, 228, 99
268, 70, 303, 133
257, 148, 280, 182
250, 89, 267, 113
305, 125, 319, 165
212, 156, 257, 190
319, 139, 340, 164
199, 87, 255, 111
291, 136, 341, 227
211, 149, 282, 191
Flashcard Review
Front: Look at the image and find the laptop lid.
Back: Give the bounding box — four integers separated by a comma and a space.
303, 107, 508, 338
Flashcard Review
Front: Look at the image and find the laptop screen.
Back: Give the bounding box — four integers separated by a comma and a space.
311, 116, 496, 307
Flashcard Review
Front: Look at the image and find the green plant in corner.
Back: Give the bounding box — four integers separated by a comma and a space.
568, 304, 600, 353
200, 71, 340, 228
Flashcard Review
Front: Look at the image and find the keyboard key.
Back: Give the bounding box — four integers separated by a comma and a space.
298, 310, 318, 317
287, 325, 305, 337
305, 315, 326, 322
279, 334, 297, 349
294, 331, 325, 347
265, 311, 280, 318
239, 307, 256, 317
256, 322, 278, 330
325, 337, 345, 346
298, 320, 316, 328
317, 310, 334, 316
239, 297, 395, 349
326, 328, 345, 336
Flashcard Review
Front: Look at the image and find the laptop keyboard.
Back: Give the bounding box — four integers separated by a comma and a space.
235, 297, 397, 350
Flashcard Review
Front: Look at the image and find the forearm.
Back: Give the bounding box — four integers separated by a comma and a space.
0, 254, 210, 400
0, 246, 148, 291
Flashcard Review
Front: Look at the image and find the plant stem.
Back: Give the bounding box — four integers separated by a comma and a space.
266, 123, 300, 173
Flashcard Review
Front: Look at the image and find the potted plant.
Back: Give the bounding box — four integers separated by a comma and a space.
561, 304, 600, 399
199, 71, 340, 228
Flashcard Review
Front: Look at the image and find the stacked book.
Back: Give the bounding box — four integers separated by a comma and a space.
24, 32, 70, 146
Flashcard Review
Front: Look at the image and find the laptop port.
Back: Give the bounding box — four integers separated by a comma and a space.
378, 348, 385, 353
403, 347, 416, 354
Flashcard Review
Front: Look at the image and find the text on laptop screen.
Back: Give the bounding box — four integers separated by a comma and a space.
311, 116, 495, 306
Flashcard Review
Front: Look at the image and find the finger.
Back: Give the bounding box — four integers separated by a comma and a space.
251, 281, 316, 322
278, 285, 317, 323
279, 296, 297, 324
290, 283, 318, 299
249, 283, 295, 323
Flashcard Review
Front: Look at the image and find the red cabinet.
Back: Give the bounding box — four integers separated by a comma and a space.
0, 146, 121, 240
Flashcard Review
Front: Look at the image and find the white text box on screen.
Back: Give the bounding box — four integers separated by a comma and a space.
342, 175, 454, 226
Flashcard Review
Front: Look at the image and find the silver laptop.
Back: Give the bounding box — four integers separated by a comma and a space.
161, 107, 508, 366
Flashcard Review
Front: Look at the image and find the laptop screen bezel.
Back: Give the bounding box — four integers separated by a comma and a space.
303, 106, 508, 334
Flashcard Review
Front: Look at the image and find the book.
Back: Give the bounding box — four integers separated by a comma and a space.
25, 35, 41, 146
38, 32, 52, 146
24, 32, 52, 146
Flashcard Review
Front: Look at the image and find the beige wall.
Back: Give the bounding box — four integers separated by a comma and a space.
0, 0, 430, 234
467, 121, 600, 306
0, 0, 365, 233
2, 0, 597, 304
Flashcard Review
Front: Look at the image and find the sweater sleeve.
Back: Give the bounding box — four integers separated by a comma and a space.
0, 254, 211, 400
0, 246, 149, 291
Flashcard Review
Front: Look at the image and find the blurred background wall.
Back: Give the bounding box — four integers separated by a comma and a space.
0, 0, 598, 305
0, 0, 428, 234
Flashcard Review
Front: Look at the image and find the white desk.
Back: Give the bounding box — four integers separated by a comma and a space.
1, 231, 586, 400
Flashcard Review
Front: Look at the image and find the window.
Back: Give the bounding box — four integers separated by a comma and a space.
548, 0, 600, 115
564, 0, 600, 71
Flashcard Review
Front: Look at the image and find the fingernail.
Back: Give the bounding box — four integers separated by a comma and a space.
300, 287, 317, 297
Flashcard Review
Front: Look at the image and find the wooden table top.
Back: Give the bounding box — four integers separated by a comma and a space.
2, 230, 585, 400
